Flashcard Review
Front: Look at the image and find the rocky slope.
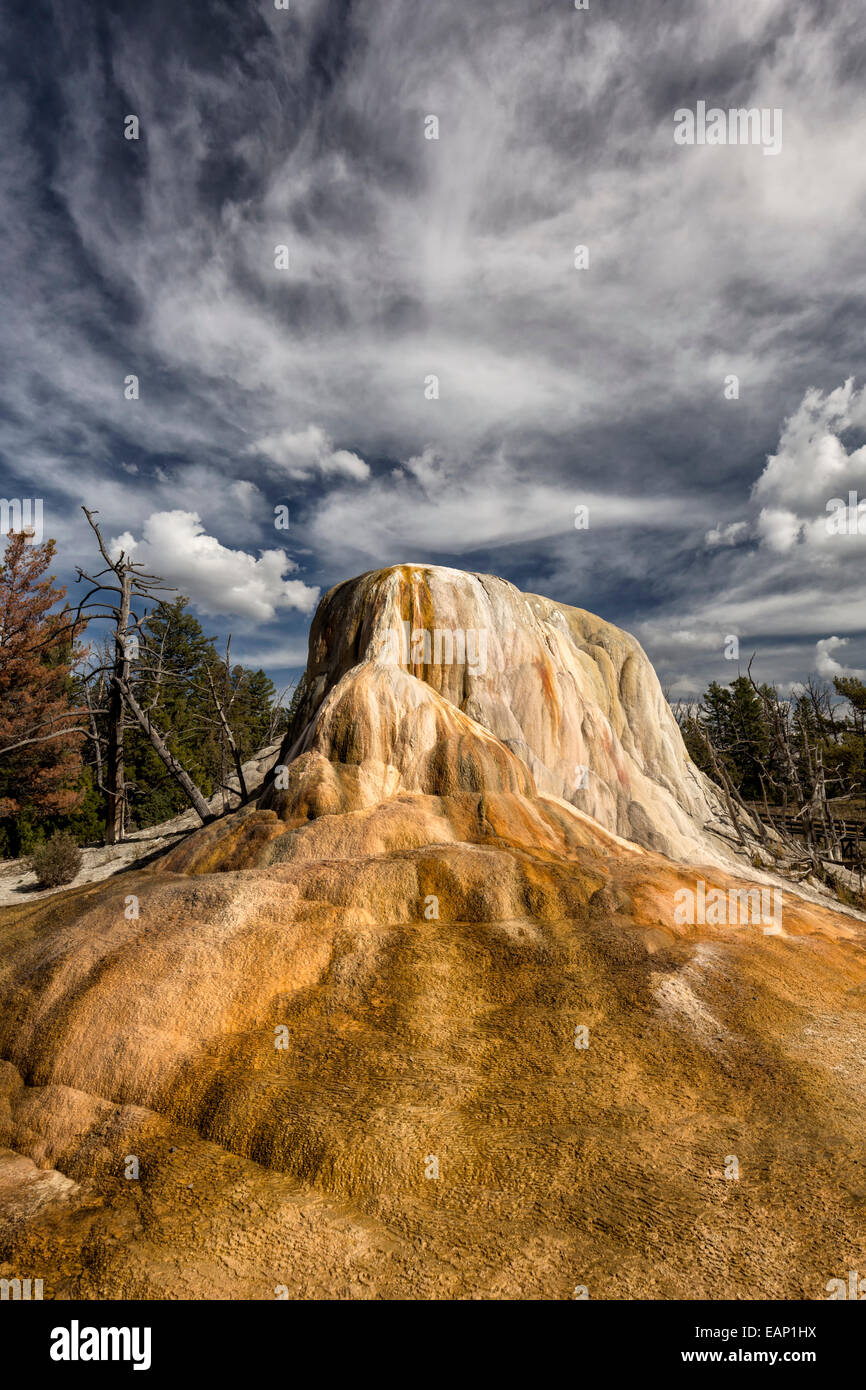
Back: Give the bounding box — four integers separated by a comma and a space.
0, 565, 863, 1301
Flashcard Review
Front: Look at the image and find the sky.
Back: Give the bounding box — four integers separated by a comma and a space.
1, 0, 865, 698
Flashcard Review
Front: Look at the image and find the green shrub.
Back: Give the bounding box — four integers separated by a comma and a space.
29, 832, 83, 888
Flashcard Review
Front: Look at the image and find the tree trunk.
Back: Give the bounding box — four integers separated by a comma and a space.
117, 677, 213, 825
697, 726, 751, 852
105, 570, 131, 843
207, 650, 248, 803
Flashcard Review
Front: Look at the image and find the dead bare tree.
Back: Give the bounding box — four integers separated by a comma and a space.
263, 681, 297, 747
202, 637, 248, 805
114, 674, 212, 823
74, 509, 214, 840
739, 663, 856, 881
692, 722, 755, 852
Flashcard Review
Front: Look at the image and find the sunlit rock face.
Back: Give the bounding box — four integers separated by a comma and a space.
0, 565, 864, 1301
271, 565, 729, 859
179, 565, 729, 871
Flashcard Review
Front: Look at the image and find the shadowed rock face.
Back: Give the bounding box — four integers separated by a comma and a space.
0, 566, 864, 1301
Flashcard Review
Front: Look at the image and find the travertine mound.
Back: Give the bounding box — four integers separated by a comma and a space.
273, 565, 728, 862
0, 566, 863, 1301
158, 565, 734, 879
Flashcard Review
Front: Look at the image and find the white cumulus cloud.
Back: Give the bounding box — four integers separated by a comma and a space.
246, 425, 369, 482
815, 636, 866, 681
110, 511, 319, 621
